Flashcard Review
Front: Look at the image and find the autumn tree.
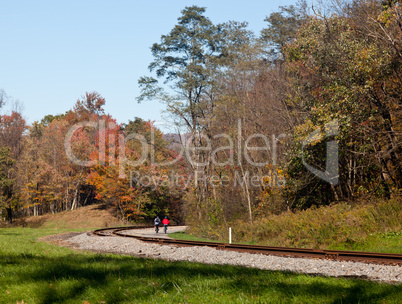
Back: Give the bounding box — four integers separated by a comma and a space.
17, 92, 105, 216
283, 0, 402, 207
0, 111, 26, 159
137, 6, 223, 133
0, 148, 15, 222
138, 6, 258, 226
0, 109, 27, 221
72, 91, 105, 121
87, 118, 185, 222
64, 92, 107, 210
261, 0, 309, 61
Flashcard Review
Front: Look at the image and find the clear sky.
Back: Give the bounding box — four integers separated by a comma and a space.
1, 0, 299, 129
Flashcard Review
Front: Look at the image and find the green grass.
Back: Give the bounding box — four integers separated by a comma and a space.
328, 231, 402, 253
169, 231, 226, 243
0, 228, 401, 303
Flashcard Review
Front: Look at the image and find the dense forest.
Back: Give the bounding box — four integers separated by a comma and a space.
0, 0, 401, 232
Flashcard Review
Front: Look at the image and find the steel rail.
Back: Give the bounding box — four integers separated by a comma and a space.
92, 226, 402, 265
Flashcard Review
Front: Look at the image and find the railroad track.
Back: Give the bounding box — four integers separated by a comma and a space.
92, 226, 402, 266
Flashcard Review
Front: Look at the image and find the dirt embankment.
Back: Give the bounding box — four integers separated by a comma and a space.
22, 204, 125, 229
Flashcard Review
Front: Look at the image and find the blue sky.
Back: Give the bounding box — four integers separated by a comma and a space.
1, 0, 299, 129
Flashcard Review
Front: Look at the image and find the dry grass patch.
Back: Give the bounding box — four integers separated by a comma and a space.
23, 204, 125, 229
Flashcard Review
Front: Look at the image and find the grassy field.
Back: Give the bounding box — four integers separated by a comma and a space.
0, 227, 401, 304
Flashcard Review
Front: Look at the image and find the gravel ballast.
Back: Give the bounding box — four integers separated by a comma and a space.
59, 229, 401, 283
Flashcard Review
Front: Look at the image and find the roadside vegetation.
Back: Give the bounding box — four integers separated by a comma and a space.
173, 198, 402, 254
1, 227, 401, 304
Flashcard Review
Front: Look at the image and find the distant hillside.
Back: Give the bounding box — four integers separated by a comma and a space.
163, 133, 190, 151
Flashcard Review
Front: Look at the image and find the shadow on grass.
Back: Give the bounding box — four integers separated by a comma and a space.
0, 252, 401, 303
224, 272, 401, 304
0, 230, 24, 236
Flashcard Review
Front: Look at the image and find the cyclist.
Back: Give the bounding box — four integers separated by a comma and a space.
154, 216, 161, 233
162, 216, 170, 234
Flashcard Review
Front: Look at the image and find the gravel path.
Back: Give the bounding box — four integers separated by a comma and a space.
119, 226, 189, 238
54, 231, 401, 283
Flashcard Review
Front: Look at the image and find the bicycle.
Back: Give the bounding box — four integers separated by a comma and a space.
163, 224, 168, 234
155, 225, 159, 233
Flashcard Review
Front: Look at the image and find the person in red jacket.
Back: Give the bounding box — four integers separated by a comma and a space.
162, 216, 170, 234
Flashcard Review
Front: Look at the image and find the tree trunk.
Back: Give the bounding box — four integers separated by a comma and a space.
239, 162, 253, 224
6, 207, 12, 224
71, 185, 79, 211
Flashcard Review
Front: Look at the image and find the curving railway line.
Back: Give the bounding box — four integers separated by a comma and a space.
92, 226, 402, 266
